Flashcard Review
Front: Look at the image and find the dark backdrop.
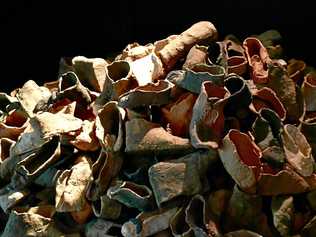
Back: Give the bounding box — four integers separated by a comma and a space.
1, 0, 315, 92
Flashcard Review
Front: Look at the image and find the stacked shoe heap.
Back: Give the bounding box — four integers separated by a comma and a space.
1, 21, 316, 237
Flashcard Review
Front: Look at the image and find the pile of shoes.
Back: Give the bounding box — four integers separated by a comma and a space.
1, 21, 316, 236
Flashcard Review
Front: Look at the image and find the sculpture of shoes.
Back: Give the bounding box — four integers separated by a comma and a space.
170, 206, 195, 237
287, 58, 306, 84
107, 180, 154, 212
1, 205, 59, 237
130, 52, 165, 86
56, 71, 93, 120
212, 39, 248, 76
85, 218, 122, 237
121, 206, 178, 237
251, 108, 286, 171
125, 118, 193, 156
226, 56, 248, 77
221, 39, 245, 60
34, 167, 63, 188
190, 81, 230, 149
300, 215, 316, 237
224, 185, 273, 237
219, 129, 262, 193
0, 138, 15, 163
58, 71, 92, 106
300, 117, 316, 158
250, 87, 286, 121
243, 37, 272, 84
226, 107, 316, 195
70, 199, 93, 225
0, 92, 18, 115
10, 111, 82, 159
15, 80, 52, 116
72, 56, 108, 92
226, 55, 248, 76
281, 124, 314, 177
0, 186, 29, 213
92, 194, 122, 220
149, 150, 217, 206
119, 42, 154, 62
0, 108, 29, 140
302, 72, 316, 113
69, 119, 99, 152
55, 155, 92, 212
183, 45, 208, 70
95, 101, 125, 152
161, 92, 197, 137
251, 108, 283, 151
86, 151, 123, 201
267, 63, 305, 123
166, 65, 225, 94
49, 100, 77, 115
257, 163, 311, 195
185, 195, 221, 237
118, 80, 174, 109
11, 135, 61, 189
157, 21, 218, 72
95, 60, 138, 109
122, 154, 158, 186
207, 189, 232, 222
271, 195, 295, 237
224, 74, 252, 116
0, 133, 59, 183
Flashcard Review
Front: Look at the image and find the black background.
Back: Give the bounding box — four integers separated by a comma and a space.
1, 0, 315, 92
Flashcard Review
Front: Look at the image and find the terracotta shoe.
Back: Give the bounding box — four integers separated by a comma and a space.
14, 80, 52, 117
190, 81, 230, 149
224, 185, 272, 237
92, 194, 122, 220
250, 87, 286, 121
0, 108, 29, 140
121, 207, 178, 237
166, 64, 225, 94
224, 74, 252, 117
2, 205, 58, 237
287, 58, 306, 84
11, 135, 61, 189
72, 56, 108, 92
149, 150, 216, 206
125, 118, 193, 156
183, 45, 208, 70
95, 60, 138, 110
302, 72, 316, 112
170, 206, 194, 237
219, 129, 262, 193
185, 195, 221, 237
218, 39, 248, 76
55, 155, 92, 212
86, 151, 122, 201
267, 63, 305, 123
300, 117, 316, 158
118, 80, 174, 109
243, 37, 272, 84
107, 181, 154, 212
157, 21, 218, 72
85, 219, 122, 237
161, 92, 197, 137
95, 101, 125, 152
